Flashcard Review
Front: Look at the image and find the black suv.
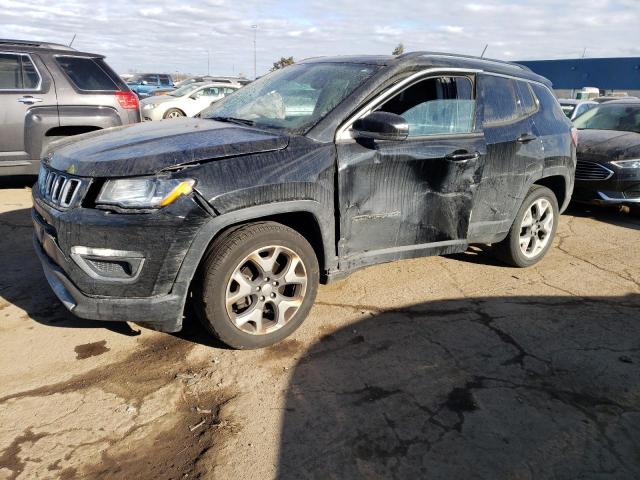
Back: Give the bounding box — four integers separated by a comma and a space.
0, 39, 140, 176
33, 52, 575, 348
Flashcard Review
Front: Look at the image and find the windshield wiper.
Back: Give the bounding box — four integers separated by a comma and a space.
210, 116, 255, 126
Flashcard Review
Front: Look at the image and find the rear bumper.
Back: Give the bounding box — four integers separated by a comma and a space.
34, 234, 185, 332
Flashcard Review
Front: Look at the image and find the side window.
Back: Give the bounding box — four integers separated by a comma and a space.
530, 83, 567, 124
515, 81, 538, 116
224, 87, 236, 95
159, 75, 171, 86
377, 76, 475, 136
56, 56, 118, 91
479, 75, 521, 125
0, 53, 40, 90
202, 87, 220, 97
142, 74, 158, 84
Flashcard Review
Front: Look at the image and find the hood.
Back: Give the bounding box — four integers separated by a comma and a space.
577, 129, 640, 161
140, 95, 179, 106
46, 118, 290, 177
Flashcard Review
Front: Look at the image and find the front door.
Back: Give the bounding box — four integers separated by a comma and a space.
0, 52, 57, 165
337, 75, 486, 267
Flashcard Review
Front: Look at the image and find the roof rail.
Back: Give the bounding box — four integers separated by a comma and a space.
397, 51, 529, 71
0, 39, 76, 51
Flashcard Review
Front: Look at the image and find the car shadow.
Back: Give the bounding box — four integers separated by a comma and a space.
0, 207, 141, 336
278, 293, 640, 479
566, 202, 640, 231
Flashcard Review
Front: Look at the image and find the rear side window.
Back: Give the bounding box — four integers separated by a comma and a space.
530, 83, 567, 124
479, 75, 520, 125
159, 74, 172, 86
56, 56, 120, 91
0, 53, 40, 90
377, 76, 475, 136
515, 81, 538, 115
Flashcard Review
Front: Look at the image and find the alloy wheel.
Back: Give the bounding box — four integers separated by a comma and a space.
519, 198, 554, 258
225, 245, 308, 335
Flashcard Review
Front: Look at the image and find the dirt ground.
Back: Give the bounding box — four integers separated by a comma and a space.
1, 180, 639, 480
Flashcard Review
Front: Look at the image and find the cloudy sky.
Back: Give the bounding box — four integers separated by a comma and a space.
2, 0, 639, 77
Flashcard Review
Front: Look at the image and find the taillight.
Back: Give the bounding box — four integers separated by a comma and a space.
115, 91, 139, 110
571, 127, 578, 147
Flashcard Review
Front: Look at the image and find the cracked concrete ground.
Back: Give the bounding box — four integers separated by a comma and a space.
0, 182, 639, 479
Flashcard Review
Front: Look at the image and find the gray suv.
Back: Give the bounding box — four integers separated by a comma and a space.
0, 39, 140, 176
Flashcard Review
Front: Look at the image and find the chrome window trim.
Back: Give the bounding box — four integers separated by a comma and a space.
0, 51, 43, 92
336, 67, 550, 142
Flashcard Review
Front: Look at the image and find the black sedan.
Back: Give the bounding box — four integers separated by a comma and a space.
573, 99, 640, 212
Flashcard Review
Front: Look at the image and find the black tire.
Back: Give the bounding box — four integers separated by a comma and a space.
195, 222, 319, 349
163, 108, 185, 119
495, 185, 559, 268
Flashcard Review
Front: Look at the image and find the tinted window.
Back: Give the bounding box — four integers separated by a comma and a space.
56, 56, 118, 91
515, 81, 537, 115
531, 83, 567, 124
0, 54, 39, 89
480, 75, 522, 125
377, 76, 475, 136
142, 74, 158, 84
159, 74, 171, 85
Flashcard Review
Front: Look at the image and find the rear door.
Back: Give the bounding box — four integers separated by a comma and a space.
0, 52, 58, 166
337, 74, 486, 264
468, 75, 543, 241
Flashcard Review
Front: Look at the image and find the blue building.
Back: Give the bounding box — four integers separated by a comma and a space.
517, 57, 640, 97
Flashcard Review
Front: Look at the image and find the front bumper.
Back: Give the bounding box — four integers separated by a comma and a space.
34, 234, 185, 331
573, 163, 640, 205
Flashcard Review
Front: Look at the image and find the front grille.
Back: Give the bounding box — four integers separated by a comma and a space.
575, 161, 614, 181
37, 165, 84, 208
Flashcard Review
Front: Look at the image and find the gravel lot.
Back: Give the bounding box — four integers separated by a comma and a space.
1, 180, 639, 480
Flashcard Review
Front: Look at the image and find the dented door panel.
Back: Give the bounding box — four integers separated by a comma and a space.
337, 134, 486, 259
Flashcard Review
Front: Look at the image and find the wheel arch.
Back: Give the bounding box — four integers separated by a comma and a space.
164, 107, 187, 118
533, 174, 568, 212
175, 201, 336, 298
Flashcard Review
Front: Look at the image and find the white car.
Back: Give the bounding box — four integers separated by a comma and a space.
140, 82, 240, 120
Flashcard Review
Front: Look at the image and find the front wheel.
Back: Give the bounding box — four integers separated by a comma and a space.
163, 108, 185, 119
495, 185, 559, 267
195, 222, 319, 349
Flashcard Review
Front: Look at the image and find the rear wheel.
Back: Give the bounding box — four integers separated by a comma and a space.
196, 222, 319, 349
495, 185, 559, 267
163, 108, 185, 119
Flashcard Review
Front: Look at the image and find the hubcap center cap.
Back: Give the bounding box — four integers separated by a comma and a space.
261, 283, 274, 296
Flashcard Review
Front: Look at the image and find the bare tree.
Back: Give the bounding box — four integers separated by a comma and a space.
271, 56, 295, 71
392, 43, 405, 55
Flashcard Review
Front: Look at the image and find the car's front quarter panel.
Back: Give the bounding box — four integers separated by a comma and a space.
32, 185, 211, 298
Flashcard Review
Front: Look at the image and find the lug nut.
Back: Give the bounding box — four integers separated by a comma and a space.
256, 286, 261, 291
264, 277, 269, 282
260, 296, 265, 301
270, 293, 276, 298
272, 281, 278, 286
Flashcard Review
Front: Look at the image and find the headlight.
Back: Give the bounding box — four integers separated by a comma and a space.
96, 177, 195, 209
142, 103, 157, 110
611, 159, 640, 169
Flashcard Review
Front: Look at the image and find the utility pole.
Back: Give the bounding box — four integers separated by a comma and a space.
251, 24, 258, 79
207, 49, 210, 75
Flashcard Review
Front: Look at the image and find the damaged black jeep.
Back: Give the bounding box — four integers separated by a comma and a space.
33, 52, 575, 348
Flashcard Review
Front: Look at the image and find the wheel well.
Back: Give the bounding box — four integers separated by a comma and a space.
204, 212, 326, 278
45, 125, 102, 137
534, 176, 566, 208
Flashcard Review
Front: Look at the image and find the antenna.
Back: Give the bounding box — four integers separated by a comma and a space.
581, 47, 587, 59
68, 34, 76, 47
480, 44, 488, 58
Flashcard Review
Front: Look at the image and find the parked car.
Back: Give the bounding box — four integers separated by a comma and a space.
140, 82, 239, 120
572, 99, 640, 212
559, 99, 597, 120
33, 52, 574, 349
0, 39, 140, 176
593, 96, 639, 104
127, 73, 174, 98
175, 76, 249, 89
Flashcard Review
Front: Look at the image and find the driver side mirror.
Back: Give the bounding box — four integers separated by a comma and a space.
352, 111, 409, 141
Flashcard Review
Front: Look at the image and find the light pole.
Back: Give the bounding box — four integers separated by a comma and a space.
207, 49, 210, 75
251, 24, 258, 79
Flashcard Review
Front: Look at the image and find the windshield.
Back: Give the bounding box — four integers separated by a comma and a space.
202, 63, 380, 132
573, 104, 640, 133
170, 84, 201, 97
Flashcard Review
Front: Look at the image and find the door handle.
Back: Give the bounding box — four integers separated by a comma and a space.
17, 96, 43, 104
517, 133, 537, 143
445, 150, 480, 162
